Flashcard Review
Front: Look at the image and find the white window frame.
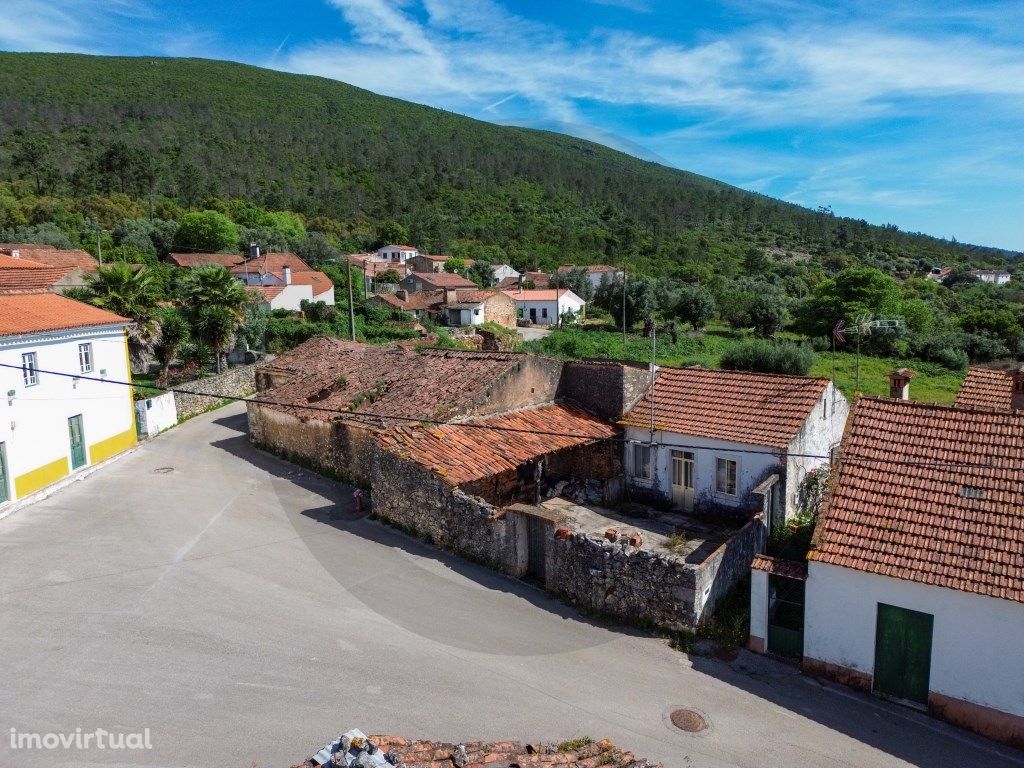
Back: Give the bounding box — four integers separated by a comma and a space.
22, 352, 38, 387
715, 457, 738, 496
632, 443, 652, 480
78, 342, 94, 373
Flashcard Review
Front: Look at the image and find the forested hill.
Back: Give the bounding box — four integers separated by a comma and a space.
0, 52, 1015, 272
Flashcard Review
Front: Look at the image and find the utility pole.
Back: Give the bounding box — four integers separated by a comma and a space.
95, 221, 103, 265
621, 266, 627, 347
346, 259, 356, 341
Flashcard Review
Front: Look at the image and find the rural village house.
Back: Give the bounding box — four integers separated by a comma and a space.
0, 292, 137, 506
775, 397, 1024, 748
398, 271, 477, 294
556, 263, 623, 289
247, 339, 771, 628
620, 366, 848, 528
368, 288, 517, 328
0, 243, 98, 291
168, 245, 334, 311
502, 287, 586, 325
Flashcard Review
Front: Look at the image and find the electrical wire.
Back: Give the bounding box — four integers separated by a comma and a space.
0, 361, 1006, 470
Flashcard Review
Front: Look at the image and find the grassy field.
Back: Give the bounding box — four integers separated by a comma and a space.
522, 323, 964, 404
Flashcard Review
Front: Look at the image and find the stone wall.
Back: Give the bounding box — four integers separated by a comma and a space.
547, 527, 702, 630
174, 364, 257, 421
692, 513, 767, 622
453, 355, 564, 420
558, 360, 652, 420
481, 294, 518, 329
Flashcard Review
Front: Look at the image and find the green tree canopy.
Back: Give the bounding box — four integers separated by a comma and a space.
673, 283, 716, 331
795, 266, 902, 338
173, 210, 239, 252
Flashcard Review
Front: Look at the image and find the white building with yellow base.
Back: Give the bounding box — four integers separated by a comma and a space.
0, 293, 136, 506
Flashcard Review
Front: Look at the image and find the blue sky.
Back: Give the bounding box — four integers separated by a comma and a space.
2, 1, 1023, 250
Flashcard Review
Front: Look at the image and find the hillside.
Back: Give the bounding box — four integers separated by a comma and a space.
0, 52, 1016, 274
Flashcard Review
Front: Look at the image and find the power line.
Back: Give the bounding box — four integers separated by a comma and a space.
0, 361, 1008, 471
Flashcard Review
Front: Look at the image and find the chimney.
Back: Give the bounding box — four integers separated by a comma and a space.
395, 289, 408, 301
248, 243, 260, 260
888, 368, 916, 400
11, 249, 20, 259
282, 265, 292, 285
444, 287, 458, 305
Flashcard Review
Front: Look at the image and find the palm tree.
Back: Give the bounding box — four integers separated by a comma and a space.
177, 265, 249, 372
84, 263, 160, 369
153, 307, 189, 375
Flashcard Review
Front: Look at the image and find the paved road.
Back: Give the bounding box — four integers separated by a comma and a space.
1, 404, 1019, 768
518, 326, 552, 342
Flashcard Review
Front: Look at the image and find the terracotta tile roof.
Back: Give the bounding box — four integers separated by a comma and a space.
502, 288, 575, 301
257, 339, 528, 423
369, 293, 406, 309
295, 735, 661, 768
751, 554, 808, 580
523, 271, 551, 288
0, 266, 74, 293
167, 252, 244, 268
0, 244, 98, 272
249, 285, 285, 301
290, 270, 334, 297
0, 293, 129, 336
453, 289, 499, 303
376, 403, 617, 486
497, 275, 520, 289
955, 367, 1021, 411
0, 253, 50, 269
620, 366, 830, 449
407, 271, 477, 289
401, 290, 445, 310
810, 397, 1024, 603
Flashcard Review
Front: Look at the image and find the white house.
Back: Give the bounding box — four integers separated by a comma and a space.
619, 366, 848, 527
794, 397, 1024, 748
376, 244, 418, 264
556, 264, 622, 290
230, 250, 335, 311
0, 293, 137, 506
491, 264, 519, 283
971, 268, 1012, 285
501, 288, 585, 325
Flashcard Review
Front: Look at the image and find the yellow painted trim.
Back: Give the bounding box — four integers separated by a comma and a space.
88, 426, 137, 464
14, 456, 69, 498
123, 330, 139, 436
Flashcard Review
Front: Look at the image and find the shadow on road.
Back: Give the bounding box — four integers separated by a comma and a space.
687, 652, 1024, 768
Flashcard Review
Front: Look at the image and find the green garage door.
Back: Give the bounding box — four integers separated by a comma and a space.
874, 603, 933, 705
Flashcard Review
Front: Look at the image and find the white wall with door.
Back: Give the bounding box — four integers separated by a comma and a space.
623, 426, 782, 513
804, 561, 1024, 719
0, 325, 136, 504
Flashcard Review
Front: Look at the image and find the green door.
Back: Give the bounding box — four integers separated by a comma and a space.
874, 603, 933, 705
68, 415, 87, 470
0, 442, 9, 503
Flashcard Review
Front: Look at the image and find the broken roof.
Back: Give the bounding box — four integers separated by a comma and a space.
955, 366, 1021, 411
256, 338, 529, 423
810, 397, 1024, 603
376, 403, 617, 486
620, 366, 830, 449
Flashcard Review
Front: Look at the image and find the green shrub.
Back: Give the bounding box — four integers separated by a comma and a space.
720, 340, 813, 375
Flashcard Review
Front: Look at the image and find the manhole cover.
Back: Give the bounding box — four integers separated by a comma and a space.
151, 467, 175, 474
670, 709, 708, 733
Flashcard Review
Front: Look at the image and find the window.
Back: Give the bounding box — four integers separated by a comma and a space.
541, 308, 549, 318
632, 443, 652, 479
716, 458, 738, 495
78, 343, 93, 373
22, 352, 38, 386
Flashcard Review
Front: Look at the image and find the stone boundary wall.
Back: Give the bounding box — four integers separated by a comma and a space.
174, 364, 257, 421
693, 513, 767, 622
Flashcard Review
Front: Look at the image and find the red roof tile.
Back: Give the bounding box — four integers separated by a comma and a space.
376, 403, 618, 485
0, 244, 97, 272
0, 253, 50, 269
503, 288, 577, 302
167, 252, 244, 268
810, 397, 1024, 603
751, 554, 808, 580
955, 366, 1021, 411
249, 285, 285, 301
620, 366, 830, 449
257, 340, 528, 423
0, 293, 129, 336
0, 266, 74, 293
406, 272, 477, 289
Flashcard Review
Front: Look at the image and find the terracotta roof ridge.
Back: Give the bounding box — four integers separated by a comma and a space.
858, 394, 1024, 418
